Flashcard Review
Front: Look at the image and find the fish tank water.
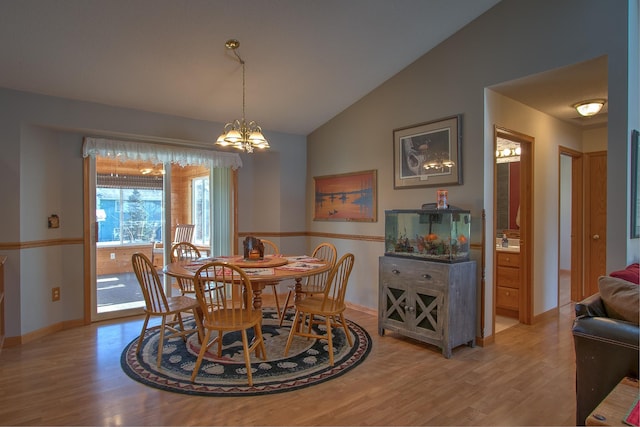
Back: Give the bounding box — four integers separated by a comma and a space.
384, 207, 471, 263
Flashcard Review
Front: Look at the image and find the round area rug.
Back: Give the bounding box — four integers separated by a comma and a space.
121, 309, 371, 396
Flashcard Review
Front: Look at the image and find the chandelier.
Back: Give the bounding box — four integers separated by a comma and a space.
215, 39, 270, 153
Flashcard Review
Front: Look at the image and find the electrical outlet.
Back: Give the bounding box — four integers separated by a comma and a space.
110, 253, 116, 260
52, 287, 60, 301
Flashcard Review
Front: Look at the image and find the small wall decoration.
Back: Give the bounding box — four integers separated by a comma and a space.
393, 114, 462, 189
314, 170, 377, 222
48, 214, 60, 229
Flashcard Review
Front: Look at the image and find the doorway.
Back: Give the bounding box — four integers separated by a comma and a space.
88, 157, 217, 322
92, 156, 167, 321
82, 139, 239, 324
494, 127, 534, 333
558, 147, 584, 304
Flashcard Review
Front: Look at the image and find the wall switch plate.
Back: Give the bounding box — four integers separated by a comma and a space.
110, 253, 116, 260
52, 287, 60, 301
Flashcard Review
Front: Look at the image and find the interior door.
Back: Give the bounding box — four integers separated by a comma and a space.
584, 151, 607, 297
517, 135, 533, 325
559, 147, 584, 303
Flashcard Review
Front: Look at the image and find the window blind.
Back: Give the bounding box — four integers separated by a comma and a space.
97, 173, 163, 190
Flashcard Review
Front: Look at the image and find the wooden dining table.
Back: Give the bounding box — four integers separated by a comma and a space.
163, 254, 332, 310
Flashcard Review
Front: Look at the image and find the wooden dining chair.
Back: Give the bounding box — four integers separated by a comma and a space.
258, 238, 284, 318
170, 241, 201, 296
174, 224, 195, 243
131, 252, 202, 367
151, 223, 195, 267
283, 252, 355, 366
279, 242, 338, 325
191, 262, 267, 386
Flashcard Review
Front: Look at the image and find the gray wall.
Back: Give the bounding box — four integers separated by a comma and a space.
307, 0, 638, 336
0, 88, 305, 337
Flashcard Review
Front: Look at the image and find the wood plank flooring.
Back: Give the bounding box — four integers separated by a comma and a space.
0, 299, 577, 426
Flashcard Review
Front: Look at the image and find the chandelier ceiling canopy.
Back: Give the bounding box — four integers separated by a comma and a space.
215, 39, 270, 154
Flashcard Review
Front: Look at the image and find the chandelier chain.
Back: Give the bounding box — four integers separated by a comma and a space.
231, 46, 246, 122
242, 54, 245, 123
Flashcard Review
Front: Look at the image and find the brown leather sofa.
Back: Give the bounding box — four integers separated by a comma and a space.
572, 292, 639, 425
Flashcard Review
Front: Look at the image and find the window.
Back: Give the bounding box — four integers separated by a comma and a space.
96, 172, 163, 245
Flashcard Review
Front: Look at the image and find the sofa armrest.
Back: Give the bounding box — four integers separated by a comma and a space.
575, 293, 608, 318
573, 316, 640, 347
572, 316, 639, 425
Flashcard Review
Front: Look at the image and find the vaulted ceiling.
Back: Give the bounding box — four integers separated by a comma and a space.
0, 0, 607, 137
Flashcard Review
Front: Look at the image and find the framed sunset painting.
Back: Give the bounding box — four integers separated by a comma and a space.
313, 170, 377, 222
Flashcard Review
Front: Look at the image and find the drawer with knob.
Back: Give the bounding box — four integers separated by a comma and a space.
497, 266, 520, 288
497, 285, 519, 310
497, 251, 521, 268
379, 256, 447, 290
496, 251, 520, 315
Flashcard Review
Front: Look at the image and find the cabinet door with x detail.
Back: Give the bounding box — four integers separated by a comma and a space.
412, 285, 444, 340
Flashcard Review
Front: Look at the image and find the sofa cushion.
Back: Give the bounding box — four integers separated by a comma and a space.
609, 263, 639, 284
598, 276, 640, 325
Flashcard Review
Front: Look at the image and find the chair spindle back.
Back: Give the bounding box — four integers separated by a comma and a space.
132, 252, 170, 313
304, 242, 338, 293
320, 253, 355, 312
170, 242, 202, 295
174, 224, 195, 244
260, 239, 279, 255
171, 241, 201, 262
194, 262, 256, 327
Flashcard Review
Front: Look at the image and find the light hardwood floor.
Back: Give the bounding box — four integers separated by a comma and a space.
0, 299, 577, 426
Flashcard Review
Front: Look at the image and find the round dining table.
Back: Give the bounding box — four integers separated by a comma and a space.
163, 254, 332, 310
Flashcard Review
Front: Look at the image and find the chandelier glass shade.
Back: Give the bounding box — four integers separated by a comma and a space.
573, 99, 606, 117
215, 39, 269, 153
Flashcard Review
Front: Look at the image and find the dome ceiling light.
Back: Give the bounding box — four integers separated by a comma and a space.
573, 99, 606, 117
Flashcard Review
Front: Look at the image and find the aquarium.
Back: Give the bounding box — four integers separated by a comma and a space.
384, 208, 471, 263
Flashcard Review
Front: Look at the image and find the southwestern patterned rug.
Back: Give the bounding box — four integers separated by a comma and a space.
121, 309, 372, 396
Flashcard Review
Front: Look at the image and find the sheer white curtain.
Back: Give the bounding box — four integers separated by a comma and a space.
84, 137, 240, 257
212, 168, 233, 256
82, 137, 243, 169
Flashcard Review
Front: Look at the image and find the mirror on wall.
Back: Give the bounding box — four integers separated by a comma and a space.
496, 137, 521, 237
